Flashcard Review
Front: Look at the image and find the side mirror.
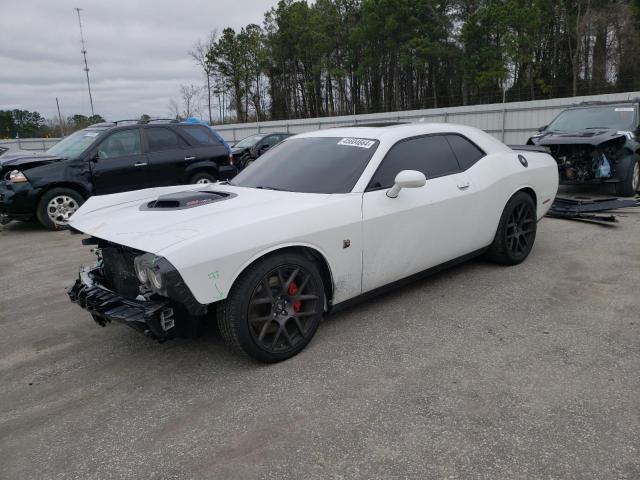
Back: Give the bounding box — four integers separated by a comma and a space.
537, 125, 547, 132
386, 170, 426, 198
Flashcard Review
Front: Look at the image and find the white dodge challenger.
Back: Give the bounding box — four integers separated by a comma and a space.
68, 123, 559, 362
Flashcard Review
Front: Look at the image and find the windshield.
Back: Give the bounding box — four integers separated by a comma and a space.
547, 105, 636, 132
47, 129, 103, 159
232, 137, 380, 194
234, 134, 266, 148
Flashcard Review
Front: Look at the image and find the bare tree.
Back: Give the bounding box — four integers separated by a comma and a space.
189, 30, 218, 124
168, 98, 180, 119
179, 84, 203, 119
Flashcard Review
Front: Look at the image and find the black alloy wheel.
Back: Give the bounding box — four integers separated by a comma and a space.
217, 252, 325, 362
247, 265, 320, 354
486, 191, 537, 265
505, 202, 536, 258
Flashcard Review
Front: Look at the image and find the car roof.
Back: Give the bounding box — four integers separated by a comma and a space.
567, 99, 639, 109
295, 122, 475, 140
293, 122, 511, 154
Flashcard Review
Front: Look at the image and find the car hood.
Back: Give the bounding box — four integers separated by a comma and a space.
69, 184, 333, 253
528, 129, 629, 146
0, 150, 64, 171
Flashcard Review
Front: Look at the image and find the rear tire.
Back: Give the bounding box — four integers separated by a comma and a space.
190, 172, 217, 184
36, 187, 84, 231
217, 252, 324, 363
615, 158, 639, 197
486, 191, 537, 265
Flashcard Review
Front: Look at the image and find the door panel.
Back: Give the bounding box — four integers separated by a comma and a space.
144, 127, 189, 186
90, 129, 148, 194
361, 172, 478, 292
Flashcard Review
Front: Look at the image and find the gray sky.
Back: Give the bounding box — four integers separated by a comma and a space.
0, 0, 278, 121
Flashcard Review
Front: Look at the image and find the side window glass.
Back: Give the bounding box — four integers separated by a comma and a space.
368, 135, 460, 190
179, 125, 219, 146
97, 130, 141, 160
446, 134, 485, 170
146, 128, 185, 152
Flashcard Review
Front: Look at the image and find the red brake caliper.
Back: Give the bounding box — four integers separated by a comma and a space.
288, 282, 302, 312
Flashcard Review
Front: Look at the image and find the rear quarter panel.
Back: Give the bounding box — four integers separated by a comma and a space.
466, 149, 559, 247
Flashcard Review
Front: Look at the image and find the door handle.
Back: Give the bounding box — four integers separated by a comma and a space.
184, 156, 196, 161
134, 162, 147, 167
457, 182, 470, 190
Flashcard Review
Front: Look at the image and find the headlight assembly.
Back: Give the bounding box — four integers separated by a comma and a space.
148, 268, 163, 290
134, 254, 166, 293
134, 260, 148, 284
8, 170, 28, 183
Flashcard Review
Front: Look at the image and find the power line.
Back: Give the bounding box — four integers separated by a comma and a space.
75, 7, 94, 117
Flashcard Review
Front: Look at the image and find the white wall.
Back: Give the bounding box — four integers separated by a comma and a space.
0, 138, 59, 151
214, 91, 640, 145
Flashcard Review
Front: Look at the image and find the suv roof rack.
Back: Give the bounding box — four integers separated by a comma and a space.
146, 118, 180, 124
113, 119, 142, 125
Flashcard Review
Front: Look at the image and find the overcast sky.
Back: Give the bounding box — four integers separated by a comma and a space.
0, 0, 278, 122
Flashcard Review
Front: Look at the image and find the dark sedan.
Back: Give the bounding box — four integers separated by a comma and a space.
231, 132, 292, 169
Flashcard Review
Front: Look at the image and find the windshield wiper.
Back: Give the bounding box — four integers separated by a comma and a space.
584, 127, 609, 130
255, 185, 289, 192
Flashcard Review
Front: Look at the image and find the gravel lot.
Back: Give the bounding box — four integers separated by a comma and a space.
1, 188, 639, 479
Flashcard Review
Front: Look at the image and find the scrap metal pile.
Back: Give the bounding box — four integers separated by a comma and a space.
547, 196, 640, 225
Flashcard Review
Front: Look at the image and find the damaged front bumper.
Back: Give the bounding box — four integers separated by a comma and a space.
0, 180, 41, 221
68, 266, 177, 341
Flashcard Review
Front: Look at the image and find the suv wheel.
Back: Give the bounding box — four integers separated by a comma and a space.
217, 252, 324, 363
190, 172, 217, 184
615, 157, 640, 197
36, 188, 85, 230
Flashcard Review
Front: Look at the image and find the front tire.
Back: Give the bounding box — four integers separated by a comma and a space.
486, 191, 537, 265
217, 252, 324, 363
615, 158, 640, 197
36, 187, 84, 230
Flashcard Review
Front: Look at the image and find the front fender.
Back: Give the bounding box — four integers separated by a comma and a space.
615, 153, 640, 180
226, 242, 335, 303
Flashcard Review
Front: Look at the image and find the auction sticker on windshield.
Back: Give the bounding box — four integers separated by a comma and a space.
337, 138, 376, 149
84, 132, 100, 137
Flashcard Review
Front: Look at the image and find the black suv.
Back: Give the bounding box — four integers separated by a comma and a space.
0, 120, 236, 229
527, 100, 640, 196
231, 132, 292, 169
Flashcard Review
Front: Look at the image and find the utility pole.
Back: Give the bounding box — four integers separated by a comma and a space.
75, 7, 95, 117
56, 97, 65, 138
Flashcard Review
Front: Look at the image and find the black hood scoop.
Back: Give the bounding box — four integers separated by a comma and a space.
141, 190, 237, 211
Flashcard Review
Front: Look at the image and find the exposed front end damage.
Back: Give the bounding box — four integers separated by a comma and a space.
528, 130, 634, 186
67, 238, 208, 341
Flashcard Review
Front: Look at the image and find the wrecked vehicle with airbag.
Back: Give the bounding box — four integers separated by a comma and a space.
527, 101, 640, 196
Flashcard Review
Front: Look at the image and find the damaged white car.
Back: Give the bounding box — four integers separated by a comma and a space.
68, 123, 559, 362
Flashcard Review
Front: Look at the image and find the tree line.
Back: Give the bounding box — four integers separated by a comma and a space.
189, 0, 640, 124
0, 110, 106, 139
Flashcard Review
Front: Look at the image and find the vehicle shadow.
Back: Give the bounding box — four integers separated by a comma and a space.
0, 219, 45, 234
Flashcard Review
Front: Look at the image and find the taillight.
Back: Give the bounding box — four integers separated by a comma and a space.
229, 153, 234, 166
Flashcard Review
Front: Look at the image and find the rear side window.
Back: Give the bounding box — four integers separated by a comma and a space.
446, 134, 485, 170
179, 125, 220, 146
368, 135, 461, 190
146, 128, 186, 152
